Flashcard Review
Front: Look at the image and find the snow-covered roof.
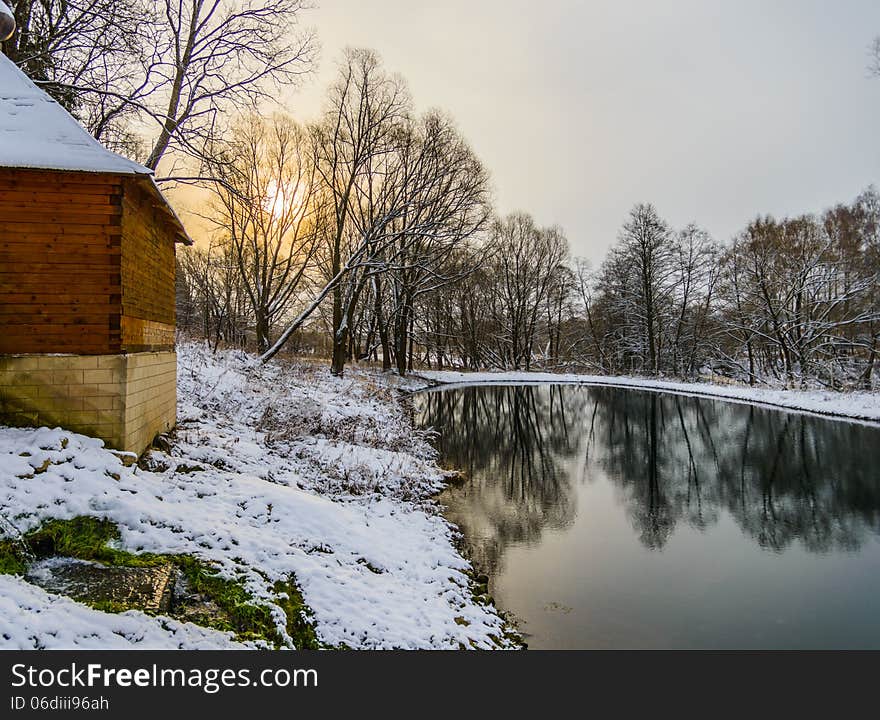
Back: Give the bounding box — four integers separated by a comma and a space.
0, 52, 150, 175
0, 53, 192, 244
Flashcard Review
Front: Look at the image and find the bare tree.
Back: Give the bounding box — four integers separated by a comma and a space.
200, 113, 321, 352
300, 48, 411, 375
573, 258, 612, 372
379, 112, 492, 374
485, 214, 570, 370
603, 204, 675, 375
711, 204, 880, 389
714, 236, 762, 384
1, 0, 152, 154
2, 1, 315, 169
177, 237, 252, 349
142, 0, 316, 172
667, 224, 719, 376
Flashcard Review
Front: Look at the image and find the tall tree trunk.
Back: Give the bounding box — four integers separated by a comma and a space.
331, 328, 348, 376
373, 276, 391, 371
747, 340, 756, 386
331, 279, 346, 375
395, 304, 408, 376
862, 334, 877, 390
407, 310, 415, 373
255, 309, 270, 353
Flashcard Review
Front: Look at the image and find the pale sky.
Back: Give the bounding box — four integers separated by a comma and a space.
281, 0, 880, 264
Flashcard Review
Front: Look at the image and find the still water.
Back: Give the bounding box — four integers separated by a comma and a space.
414, 385, 880, 649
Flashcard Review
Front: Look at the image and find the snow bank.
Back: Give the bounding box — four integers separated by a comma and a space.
0, 344, 511, 650
413, 370, 880, 424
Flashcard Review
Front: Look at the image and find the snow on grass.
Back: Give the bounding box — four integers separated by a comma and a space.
0, 344, 512, 650
0, 575, 253, 650
413, 370, 880, 424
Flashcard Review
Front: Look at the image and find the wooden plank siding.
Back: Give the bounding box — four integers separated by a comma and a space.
0, 168, 179, 356
0, 168, 123, 355
120, 179, 176, 352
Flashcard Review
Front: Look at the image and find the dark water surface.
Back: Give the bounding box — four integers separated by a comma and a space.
414, 385, 880, 649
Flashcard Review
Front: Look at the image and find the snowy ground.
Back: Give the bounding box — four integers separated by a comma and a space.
0, 344, 512, 650
413, 370, 880, 425
6, 352, 874, 650
0, 574, 255, 650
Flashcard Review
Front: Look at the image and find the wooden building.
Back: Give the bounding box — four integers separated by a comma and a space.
0, 52, 191, 454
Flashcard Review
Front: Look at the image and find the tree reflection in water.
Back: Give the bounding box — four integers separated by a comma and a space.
416, 385, 880, 575
417, 385, 587, 575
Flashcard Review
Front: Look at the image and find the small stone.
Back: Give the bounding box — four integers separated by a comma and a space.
27, 558, 175, 614
110, 451, 138, 468
152, 434, 173, 454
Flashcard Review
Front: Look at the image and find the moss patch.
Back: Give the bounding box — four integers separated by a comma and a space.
0, 539, 27, 575
1, 516, 322, 648
25, 517, 167, 568
273, 579, 321, 650
173, 555, 280, 645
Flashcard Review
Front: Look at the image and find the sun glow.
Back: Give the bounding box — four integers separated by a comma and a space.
264, 179, 303, 220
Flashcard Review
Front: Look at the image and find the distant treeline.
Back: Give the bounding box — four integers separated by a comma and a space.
410, 189, 880, 389
178, 172, 879, 389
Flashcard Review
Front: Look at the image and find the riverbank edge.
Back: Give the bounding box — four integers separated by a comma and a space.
407, 371, 880, 426
392, 386, 525, 649
0, 346, 520, 649
405, 370, 880, 649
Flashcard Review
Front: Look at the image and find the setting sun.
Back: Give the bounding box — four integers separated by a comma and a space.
264, 179, 302, 219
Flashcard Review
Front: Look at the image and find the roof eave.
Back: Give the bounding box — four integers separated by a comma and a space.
142, 175, 194, 246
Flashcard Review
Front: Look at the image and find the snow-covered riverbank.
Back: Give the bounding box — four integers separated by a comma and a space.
413, 370, 880, 425
0, 344, 513, 650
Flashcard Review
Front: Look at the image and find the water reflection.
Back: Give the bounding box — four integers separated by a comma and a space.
416, 385, 880, 576
418, 385, 585, 574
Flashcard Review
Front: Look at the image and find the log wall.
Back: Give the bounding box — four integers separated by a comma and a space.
120, 179, 176, 352
0, 168, 123, 354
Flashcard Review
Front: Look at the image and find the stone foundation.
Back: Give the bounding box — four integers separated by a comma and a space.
0, 351, 176, 455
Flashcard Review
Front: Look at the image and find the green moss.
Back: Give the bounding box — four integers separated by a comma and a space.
173, 555, 279, 644
25, 517, 166, 568
88, 600, 132, 614
273, 579, 321, 650
0, 516, 323, 648
0, 539, 27, 575
173, 559, 322, 648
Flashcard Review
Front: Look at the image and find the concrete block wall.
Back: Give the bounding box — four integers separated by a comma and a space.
0, 351, 176, 455
123, 352, 177, 454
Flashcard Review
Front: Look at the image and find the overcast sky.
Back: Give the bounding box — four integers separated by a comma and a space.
287, 0, 880, 264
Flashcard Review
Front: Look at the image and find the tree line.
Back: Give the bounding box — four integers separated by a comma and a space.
5, 3, 879, 387
399, 192, 877, 389
573, 195, 880, 388
169, 22, 880, 388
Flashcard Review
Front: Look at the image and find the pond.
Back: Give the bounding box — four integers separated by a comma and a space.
413, 384, 880, 649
